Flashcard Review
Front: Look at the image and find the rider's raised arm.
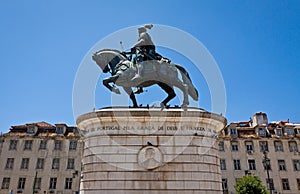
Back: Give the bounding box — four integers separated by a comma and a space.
132, 38, 145, 48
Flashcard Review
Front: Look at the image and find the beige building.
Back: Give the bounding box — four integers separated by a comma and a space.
0, 122, 82, 194
1, 112, 300, 194
219, 112, 300, 194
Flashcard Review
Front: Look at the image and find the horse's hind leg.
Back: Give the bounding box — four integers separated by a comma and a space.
157, 82, 176, 107
173, 80, 189, 109
123, 87, 138, 108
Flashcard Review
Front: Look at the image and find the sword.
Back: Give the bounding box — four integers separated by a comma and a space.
120, 41, 125, 52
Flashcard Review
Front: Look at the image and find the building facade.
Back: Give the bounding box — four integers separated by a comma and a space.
0, 122, 82, 194
219, 112, 300, 194
1, 112, 300, 194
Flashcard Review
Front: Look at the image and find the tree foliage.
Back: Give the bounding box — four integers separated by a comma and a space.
234, 175, 269, 194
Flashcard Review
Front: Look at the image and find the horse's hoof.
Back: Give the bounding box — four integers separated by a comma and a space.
160, 103, 165, 110
181, 104, 188, 110
112, 87, 121, 94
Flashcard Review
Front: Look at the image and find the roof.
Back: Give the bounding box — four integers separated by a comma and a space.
5, 121, 78, 137
11, 121, 54, 129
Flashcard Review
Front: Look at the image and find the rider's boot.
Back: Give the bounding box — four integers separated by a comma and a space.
131, 72, 141, 81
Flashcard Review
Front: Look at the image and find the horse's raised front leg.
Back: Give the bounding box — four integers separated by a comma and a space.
103, 75, 120, 94
157, 82, 176, 108
123, 87, 138, 108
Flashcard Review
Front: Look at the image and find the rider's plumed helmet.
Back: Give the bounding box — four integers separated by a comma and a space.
138, 24, 153, 33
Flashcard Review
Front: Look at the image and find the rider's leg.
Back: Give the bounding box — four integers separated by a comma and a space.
131, 52, 143, 81
131, 63, 142, 81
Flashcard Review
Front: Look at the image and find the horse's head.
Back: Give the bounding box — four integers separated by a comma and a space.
92, 49, 127, 72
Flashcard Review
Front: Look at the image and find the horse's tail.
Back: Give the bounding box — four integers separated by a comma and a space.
175, 64, 199, 101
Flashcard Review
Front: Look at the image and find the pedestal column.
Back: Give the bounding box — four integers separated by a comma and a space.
77, 107, 226, 194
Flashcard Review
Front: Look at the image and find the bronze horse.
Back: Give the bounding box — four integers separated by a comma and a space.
92, 49, 198, 108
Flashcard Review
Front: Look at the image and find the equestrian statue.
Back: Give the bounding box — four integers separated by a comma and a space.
92, 24, 198, 109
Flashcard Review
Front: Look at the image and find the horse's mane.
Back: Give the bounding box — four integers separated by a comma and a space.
94, 49, 128, 62
94, 48, 122, 55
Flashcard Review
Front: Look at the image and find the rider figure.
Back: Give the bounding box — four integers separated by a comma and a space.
131, 24, 171, 94
131, 24, 156, 82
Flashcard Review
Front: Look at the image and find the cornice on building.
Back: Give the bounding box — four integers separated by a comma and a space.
0, 121, 80, 138
219, 112, 300, 140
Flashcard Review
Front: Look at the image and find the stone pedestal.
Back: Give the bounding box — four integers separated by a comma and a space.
77, 107, 226, 194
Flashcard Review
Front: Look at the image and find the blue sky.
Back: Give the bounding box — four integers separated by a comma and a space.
0, 1, 299, 133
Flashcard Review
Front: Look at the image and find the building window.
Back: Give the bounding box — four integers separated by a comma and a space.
278, 160, 286, 171
282, 178, 290, 190
274, 141, 283, 152
234, 159, 241, 170
9, 140, 18, 150
5, 158, 14, 170
54, 140, 62, 150
266, 178, 274, 190
219, 141, 224, 151
293, 160, 300, 171
220, 159, 226, 170
285, 128, 294, 136
289, 141, 298, 152
232, 144, 239, 151
65, 178, 73, 189
73, 128, 80, 134
49, 178, 57, 190
67, 158, 75, 169
27, 125, 37, 134
231, 141, 239, 151
248, 159, 256, 170
34, 178, 41, 190
1, 177, 10, 189
259, 141, 268, 152
297, 178, 300, 190
258, 128, 266, 136
69, 140, 77, 151
230, 128, 237, 135
20, 158, 30, 169
56, 126, 65, 134
245, 141, 253, 152
17, 178, 26, 190
276, 129, 283, 136
39, 140, 47, 150
24, 140, 33, 150
222, 178, 228, 192
52, 158, 60, 170
36, 158, 44, 169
